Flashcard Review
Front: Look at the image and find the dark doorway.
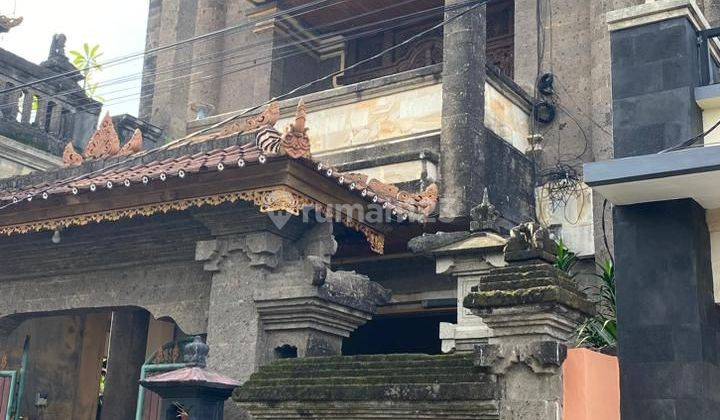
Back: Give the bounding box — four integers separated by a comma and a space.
342, 312, 456, 355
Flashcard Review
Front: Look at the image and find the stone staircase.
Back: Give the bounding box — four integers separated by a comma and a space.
233, 353, 500, 419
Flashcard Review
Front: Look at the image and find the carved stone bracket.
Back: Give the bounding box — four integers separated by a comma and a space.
195, 232, 284, 272
474, 341, 567, 375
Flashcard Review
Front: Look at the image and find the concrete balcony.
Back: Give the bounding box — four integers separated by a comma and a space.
188, 63, 533, 190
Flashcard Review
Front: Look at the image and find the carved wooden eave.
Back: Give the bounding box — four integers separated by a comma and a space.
0, 158, 387, 253
1, 101, 440, 254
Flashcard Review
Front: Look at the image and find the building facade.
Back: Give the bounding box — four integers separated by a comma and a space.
0, 0, 717, 419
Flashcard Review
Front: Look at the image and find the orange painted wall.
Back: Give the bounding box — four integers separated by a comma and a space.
563, 348, 620, 420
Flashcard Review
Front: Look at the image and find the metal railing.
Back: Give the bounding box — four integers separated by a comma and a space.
699, 27, 720, 85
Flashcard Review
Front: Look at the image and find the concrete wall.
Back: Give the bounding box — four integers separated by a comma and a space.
0, 134, 61, 179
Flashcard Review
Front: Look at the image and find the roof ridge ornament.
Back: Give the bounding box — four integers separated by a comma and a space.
62, 142, 84, 167
84, 113, 120, 160
118, 128, 144, 157
469, 187, 501, 232
279, 100, 311, 159
220, 101, 280, 137
0, 15, 23, 33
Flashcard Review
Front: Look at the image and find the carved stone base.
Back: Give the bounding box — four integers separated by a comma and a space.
440, 321, 492, 353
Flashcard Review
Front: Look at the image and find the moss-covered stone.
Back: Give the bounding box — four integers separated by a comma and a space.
233, 353, 498, 405
463, 285, 595, 314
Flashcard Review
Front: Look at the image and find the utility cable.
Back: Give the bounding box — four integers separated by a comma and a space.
0, 0, 487, 212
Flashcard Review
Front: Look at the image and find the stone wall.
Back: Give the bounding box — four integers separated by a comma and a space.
0, 134, 61, 179
614, 199, 720, 419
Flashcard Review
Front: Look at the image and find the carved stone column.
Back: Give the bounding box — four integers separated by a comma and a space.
187, 0, 224, 120
475, 340, 567, 420
194, 207, 390, 381
462, 222, 593, 420
463, 222, 594, 347
440, 0, 487, 220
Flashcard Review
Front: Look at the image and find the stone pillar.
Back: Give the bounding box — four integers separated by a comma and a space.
48, 103, 63, 135
439, 0, 487, 220
187, 0, 224, 120
614, 199, 720, 419
608, 4, 703, 157
217, 1, 280, 113
100, 309, 150, 420
463, 223, 593, 347
464, 222, 593, 420
146, 0, 198, 139
35, 95, 48, 129
19, 91, 32, 124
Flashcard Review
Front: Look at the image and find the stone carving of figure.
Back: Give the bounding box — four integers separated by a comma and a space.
49, 34, 67, 58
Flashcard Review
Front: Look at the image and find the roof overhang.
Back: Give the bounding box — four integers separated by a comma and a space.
0, 158, 388, 253
584, 145, 720, 209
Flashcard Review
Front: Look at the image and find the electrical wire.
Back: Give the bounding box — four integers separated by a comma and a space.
0, 0, 356, 95
0, 0, 487, 212
0, 0, 444, 111
52, 2, 453, 114
658, 118, 720, 153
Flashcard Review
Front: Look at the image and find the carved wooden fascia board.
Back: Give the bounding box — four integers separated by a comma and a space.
0, 186, 385, 254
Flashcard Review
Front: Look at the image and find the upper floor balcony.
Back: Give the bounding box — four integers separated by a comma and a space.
187, 0, 532, 193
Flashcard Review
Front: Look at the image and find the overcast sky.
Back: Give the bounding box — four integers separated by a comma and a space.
0, 0, 149, 117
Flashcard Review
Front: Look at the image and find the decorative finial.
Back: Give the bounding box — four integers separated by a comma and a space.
84, 113, 120, 160
279, 100, 311, 159
0, 15, 23, 33
182, 336, 209, 368
49, 34, 67, 59
118, 128, 143, 157
503, 222, 557, 263
219, 102, 280, 137
469, 188, 501, 232
62, 142, 84, 167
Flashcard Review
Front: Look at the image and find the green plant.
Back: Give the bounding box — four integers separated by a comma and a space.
69, 43, 104, 102
554, 238, 577, 274
576, 260, 617, 351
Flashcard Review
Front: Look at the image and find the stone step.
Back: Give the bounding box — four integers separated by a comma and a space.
245, 372, 489, 387
261, 354, 475, 372
234, 382, 498, 402
269, 353, 474, 365
479, 268, 567, 283
255, 365, 480, 379
477, 276, 579, 292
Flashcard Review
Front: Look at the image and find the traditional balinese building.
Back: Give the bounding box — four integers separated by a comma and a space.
0, 31, 102, 179
0, 0, 717, 419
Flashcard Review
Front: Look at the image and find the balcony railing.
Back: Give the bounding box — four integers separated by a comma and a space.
699, 27, 720, 86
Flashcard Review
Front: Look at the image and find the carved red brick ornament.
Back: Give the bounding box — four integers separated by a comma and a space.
62, 142, 84, 167
280, 100, 311, 159
84, 113, 120, 160
118, 129, 144, 157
